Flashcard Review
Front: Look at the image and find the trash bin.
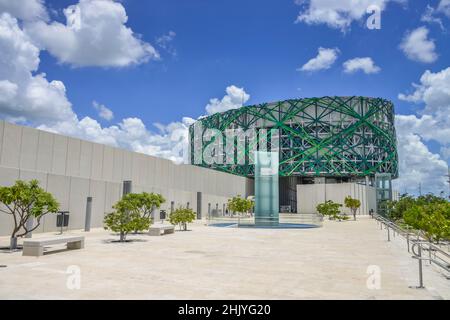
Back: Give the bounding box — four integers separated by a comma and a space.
56, 211, 69, 234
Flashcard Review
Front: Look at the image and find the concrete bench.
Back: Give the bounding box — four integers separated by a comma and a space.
148, 225, 175, 236
23, 236, 85, 257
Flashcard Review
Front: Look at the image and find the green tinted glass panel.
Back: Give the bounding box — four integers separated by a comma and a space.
255, 151, 279, 226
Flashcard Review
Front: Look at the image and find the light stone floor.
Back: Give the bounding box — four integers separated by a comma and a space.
0, 216, 449, 300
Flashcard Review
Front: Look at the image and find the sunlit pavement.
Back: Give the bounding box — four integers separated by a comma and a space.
0, 216, 448, 299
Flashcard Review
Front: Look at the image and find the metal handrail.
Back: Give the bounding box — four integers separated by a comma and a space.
373, 214, 450, 288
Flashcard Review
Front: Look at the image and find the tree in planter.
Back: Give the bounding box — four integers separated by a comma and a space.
316, 200, 348, 221
104, 196, 152, 242
344, 196, 361, 220
121, 192, 165, 233
227, 195, 254, 217
0, 180, 59, 250
169, 207, 196, 231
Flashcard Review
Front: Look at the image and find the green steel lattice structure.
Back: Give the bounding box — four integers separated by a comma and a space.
189, 96, 398, 179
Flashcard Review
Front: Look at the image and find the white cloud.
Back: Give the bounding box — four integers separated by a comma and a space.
421, 5, 445, 31
0, 0, 47, 21
395, 67, 450, 195
441, 146, 450, 160
205, 85, 250, 115
0, 11, 196, 164
343, 57, 381, 74
393, 127, 448, 195
0, 13, 74, 125
398, 67, 450, 115
156, 30, 177, 56
399, 26, 438, 63
25, 0, 159, 67
93, 101, 114, 121
298, 47, 339, 72
294, 0, 401, 32
438, 0, 450, 17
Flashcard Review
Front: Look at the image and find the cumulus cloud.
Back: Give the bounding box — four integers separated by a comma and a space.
438, 0, 450, 17
393, 127, 448, 195
395, 67, 450, 195
25, 0, 159, 67
343, 57, 381, 74
298, 47, 339, 72
399, 27, 438, 63
0, 0, 47, 21
294, 0, 401, 32
205, 85, 250, 115
93, 101, 114, 121
398, 67, 450, 115
0, 13, 74, 125
0, 10, 195, 164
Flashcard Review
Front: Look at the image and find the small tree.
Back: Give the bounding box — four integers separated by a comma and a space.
169, 207, 196, 231
316, 200, 348, 221
227, 195, 254, 217
0, 180, 59, 250
344, 196, 361, 220
121, 192, 165, 232
104, 196, 152, 242
404, 202, 450, 243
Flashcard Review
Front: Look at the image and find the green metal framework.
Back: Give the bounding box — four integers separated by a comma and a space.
189, 96, 398, 179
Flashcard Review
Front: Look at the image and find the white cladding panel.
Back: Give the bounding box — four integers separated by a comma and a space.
0, 121, 249, 236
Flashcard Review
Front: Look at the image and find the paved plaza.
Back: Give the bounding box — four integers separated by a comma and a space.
0, 216, 449, 299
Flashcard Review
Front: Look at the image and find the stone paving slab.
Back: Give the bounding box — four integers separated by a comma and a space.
0, 217, 448, 299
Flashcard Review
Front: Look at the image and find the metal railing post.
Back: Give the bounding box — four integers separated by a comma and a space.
417, 244, 424, 288
387, 225, 390, 242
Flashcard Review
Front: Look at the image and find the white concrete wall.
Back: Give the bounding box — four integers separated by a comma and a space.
0, 121, 249, 236
297, 182, 377, 215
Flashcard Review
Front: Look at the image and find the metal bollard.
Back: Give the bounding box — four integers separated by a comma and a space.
387, 226, 390, 242
407, 234, 410, 253
417, 244, 424, 288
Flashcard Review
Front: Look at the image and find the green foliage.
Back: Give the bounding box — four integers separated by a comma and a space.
103, 192, 161, 241
403, 202, 450, 242
0, 180, 59, 245
387, 193, 449, 243
316, 200, 348, 221
344, 196, 361, 220
169, 207, 196, 231
227, 195, 254, 216
119, 192, 165, 232
386, 194, 415, 221
120, 192, 166, 218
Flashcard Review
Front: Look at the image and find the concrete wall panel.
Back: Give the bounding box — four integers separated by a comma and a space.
19, 126, 38, 170
66, 138, 81, 177
1, 122, 22, 168
89, 180, 106, 229
112, 148, 124, 182
79, 141, 93, 178
122, 150, 132, 181
52, 135, 68, 175
44, 174, 70, 232
36, 131, 53, 173
102, 146, 114, 181
68, 177, 90, 230
90, 143, 103, 180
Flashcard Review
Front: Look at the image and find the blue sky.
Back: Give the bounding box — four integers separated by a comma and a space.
0, 0, 449, 195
